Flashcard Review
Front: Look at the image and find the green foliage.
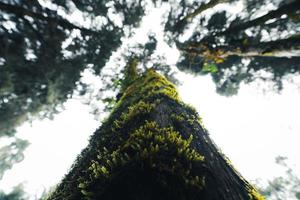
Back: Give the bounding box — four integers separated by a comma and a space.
202, 63, 218, 73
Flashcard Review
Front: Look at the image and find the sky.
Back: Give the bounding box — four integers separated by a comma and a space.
0, 2, 300, 199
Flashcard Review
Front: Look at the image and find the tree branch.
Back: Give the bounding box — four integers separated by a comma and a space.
0, 1, 99, 35
173, 0, 227, 33
182, 0, 226, 23
181, 35, 300, 58
221, 0, 300, 36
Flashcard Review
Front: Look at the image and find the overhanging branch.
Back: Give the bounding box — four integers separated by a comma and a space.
0, 2, 99, 35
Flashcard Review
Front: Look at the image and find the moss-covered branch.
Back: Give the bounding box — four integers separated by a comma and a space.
179, 34, 300, 59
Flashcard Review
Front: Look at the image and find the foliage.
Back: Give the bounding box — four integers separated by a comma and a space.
0, 0, 147, 137
167, 0, 300, 96
0, 0, 151, 183
2, 0, 299, 136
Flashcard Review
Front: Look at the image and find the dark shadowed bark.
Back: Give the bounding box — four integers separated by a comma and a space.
46, 69, 264, 200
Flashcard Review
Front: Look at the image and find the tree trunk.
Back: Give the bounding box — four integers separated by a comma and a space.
46, 69, 264, 200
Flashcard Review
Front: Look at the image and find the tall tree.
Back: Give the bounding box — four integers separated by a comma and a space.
0, 0, 299, 197
46, 65, 264, 199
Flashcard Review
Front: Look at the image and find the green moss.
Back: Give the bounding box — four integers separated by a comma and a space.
115, 69, 180, 109
171, 113, 185, 122
247, 187, 265, 200
171, 112, 205, 131
120, 57, 139, 93
112, 100, 156, 132
79, 121, 205, 198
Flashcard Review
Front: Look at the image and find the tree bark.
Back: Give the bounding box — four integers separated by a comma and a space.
179, 34, 300, 58
46, 70, 264, 200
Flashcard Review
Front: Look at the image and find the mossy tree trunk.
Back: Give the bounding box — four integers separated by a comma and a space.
46, 69, 264, 200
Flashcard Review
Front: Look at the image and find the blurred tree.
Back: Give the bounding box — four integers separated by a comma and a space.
256, 156, 300, 200
46, 63, 264, 199
0, 0, 147, 137
0, 184, 27, 200
0, 137, 29, 179
0, 0, 151, 183
165, 0, 300, 95
2, 0, 299, 137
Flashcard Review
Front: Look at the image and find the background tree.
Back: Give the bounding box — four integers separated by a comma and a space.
165, 0, 300, 95
0, 0, 150, 178
1, 0, 299, 140
0, 0, 148, 137
0, 137, 29, 179
256, 156, 300, 200
0, 184, 27, 200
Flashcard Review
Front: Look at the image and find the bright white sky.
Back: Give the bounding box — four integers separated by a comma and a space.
1, 3, 300, 199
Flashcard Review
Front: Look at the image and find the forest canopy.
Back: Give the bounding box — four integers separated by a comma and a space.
1, 0, 299, 136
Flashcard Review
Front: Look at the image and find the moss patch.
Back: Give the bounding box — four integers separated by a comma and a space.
78, 121, 205, 199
